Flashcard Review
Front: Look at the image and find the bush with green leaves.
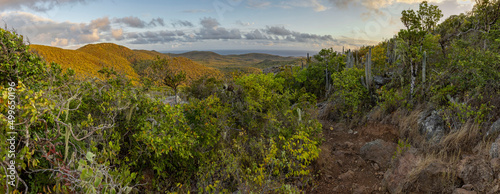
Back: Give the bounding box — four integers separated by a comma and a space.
330, 68, 370, 119
1, 28, 47, 86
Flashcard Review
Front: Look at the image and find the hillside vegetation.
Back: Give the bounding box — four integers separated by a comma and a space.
31, 43, 222, 82
2, 0, 500, 193
168, 51, 303, 74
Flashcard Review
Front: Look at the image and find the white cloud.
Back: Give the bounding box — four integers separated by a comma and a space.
50, 38, 69, 46
0, 11, 104, 45
78, 28, 100, 43
111, 28, 124, 40
0, 0, 93, 11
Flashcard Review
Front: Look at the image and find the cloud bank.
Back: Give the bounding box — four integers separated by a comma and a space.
0, 0, 92, 11
0, 13, 339, 49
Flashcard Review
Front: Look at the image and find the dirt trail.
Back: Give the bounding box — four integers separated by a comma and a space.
307, 121, 399, 193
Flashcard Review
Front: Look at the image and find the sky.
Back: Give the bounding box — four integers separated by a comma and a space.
0, 0, 476, 53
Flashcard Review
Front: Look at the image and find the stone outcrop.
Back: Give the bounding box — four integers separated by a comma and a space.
418, 110, 446, 142
360, 139, 397, 168
458, 156, 493, 192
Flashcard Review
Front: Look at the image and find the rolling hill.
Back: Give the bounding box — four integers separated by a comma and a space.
167, 51, 304, 73
30, 43, 222, 82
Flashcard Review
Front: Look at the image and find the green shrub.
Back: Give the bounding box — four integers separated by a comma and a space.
330, 67, 370, 119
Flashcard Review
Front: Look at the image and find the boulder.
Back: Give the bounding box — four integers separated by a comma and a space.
383, 150, 419, 194
339, 170, 354, 180
461, 184, 474, 191
458, 156, 493, 192
373, 75, 391, 88
405, 162, 459, 193
486, 119, 500, 139
418, 110, 446, 142
490, 137, 500, 159
163, 95, 181, 105
360, 139, 397, 168
490, 158, 500, 173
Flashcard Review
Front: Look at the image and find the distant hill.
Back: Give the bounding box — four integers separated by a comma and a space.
30, 44, 140, 80
167, 51, 304, 73
30, 43, 222, 82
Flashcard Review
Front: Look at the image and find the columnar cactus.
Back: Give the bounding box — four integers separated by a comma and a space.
422, 51, 426, 84
363, 47, 373, 91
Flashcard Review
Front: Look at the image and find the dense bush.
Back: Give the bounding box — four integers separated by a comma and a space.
0, 28, 322, 193
330, 68, 370, 119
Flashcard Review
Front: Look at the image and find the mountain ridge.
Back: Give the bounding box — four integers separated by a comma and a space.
30, 43, 222, 81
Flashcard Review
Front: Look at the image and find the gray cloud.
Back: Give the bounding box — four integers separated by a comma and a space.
259, 26, 335, 43
0, 11, 107, 45
88, 17, 110, 31
1, 12, 338, 48
114, 16, 147, 28
0, 0, 92, 11
113, 16, 165, 28
200, 17, 220, 29
266, 26, 292, 36
149, 18, 165, 27
128, 30, 186, 44
245, 29, 268, 40
197, 18, 241, 40
172, 20, 194, 28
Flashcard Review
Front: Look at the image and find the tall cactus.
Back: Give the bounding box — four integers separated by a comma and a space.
346, 50, 351, 69
364, 47, 373, 91
422, 51, 426, 84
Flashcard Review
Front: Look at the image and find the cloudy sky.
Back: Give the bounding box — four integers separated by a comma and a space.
0, 0, 475, 52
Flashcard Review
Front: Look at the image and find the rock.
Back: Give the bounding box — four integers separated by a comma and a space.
337, 160, 343, 167
490, 158, 500, 173
382, 148, 459, 193
360, 139, 397, 168
453, 188, 477, 194
489, 184, 499, 194
344, 141, 354, 150
461, 183, 474, 191
373, 75, 391, 88
490, 138, 500, 159
352, 184, 367, 194
458, 156, 493, 192
383, 149, 419, 194
405, 162, 459, 193
339, 170, 354, 180
486, 119, 500, 139
373, 163, 380, 171
316, 101, 331, 119
163, 95, 181, 105
418, 110, 446, 142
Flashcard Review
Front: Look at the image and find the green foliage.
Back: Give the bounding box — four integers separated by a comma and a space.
146, 56, 187, 96
330, 68, 369, 119
392, 139, 411, 160
76, 152, 136, 193
184, 76, 222, 100
0, 28, 47, 86
377, 86, 407, 113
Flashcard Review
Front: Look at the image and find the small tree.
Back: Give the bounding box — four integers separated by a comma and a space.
398, 1, 443, 98
146, 56, 186, 104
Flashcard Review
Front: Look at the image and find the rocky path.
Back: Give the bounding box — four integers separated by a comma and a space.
307, 121, 399, 194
